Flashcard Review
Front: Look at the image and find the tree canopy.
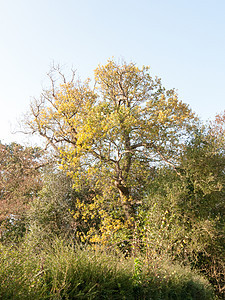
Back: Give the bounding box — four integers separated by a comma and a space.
26, 59, 196, 222
0, 142, 43, 222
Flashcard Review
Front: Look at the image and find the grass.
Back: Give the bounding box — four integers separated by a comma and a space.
0, 238, 215, 299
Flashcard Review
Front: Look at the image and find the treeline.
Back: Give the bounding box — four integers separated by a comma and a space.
0, 59, 224, 299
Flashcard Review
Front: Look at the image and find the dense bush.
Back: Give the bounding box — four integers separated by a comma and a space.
27, 168, 76, 242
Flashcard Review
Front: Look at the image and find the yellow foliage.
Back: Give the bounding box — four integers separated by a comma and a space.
26, 59, 197, 246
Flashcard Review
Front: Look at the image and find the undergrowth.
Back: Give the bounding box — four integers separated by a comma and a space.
0, 238, 215, 299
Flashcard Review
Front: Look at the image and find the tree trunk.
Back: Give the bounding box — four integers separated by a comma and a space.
115, 180, 135, 222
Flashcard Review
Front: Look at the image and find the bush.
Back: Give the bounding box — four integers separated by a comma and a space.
27, 169, 76, 243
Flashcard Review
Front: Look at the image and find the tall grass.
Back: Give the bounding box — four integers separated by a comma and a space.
0, 238, 215, 299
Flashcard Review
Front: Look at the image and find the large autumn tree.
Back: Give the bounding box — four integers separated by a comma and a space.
26, 59, 196, 227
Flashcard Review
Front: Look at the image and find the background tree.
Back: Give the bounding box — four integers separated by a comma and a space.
210, 110, 225, 148
0, 142, 45, 241
143, 127, 225, 296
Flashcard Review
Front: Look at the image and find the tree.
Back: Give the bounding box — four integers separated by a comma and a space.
26, 60, 196, 222
209, 110, 225, 149
0, 143, 44, 220
143, 127, 225, 297
0, 142, 45, 242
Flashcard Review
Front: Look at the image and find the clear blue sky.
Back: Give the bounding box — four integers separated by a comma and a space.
1, 0, 225, 145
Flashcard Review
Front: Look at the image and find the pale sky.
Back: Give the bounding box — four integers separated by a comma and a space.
0, 0, 225, 145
